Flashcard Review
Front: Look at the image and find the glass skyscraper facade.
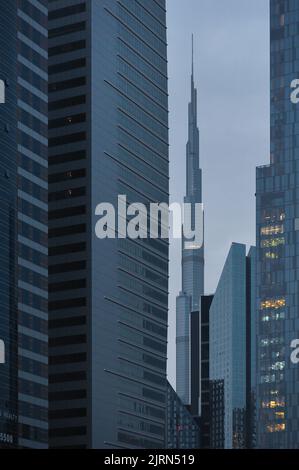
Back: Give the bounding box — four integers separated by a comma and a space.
256, 0, 299, 449
48, 0, 169, 449
210, 243, 255, 449
0, 0, 48, 449
48, 0, 89, 449
0, 0, 169, 449
0, 0, 18, 449
17, 0, 48, 448
247, 246, 257, 448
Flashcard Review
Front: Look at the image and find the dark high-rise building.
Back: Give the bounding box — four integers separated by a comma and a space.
0, 0, 169, 450
247, 247, 257, 448
256, 0, 299, 449
0, 0, 48, 449
209, 243, 255, 449
176, 38, 204, 407
0, 0, 18, 449
200, 296, 213, 447
190, 295, 213, 448
166, 381, 200, 449
189, 310, 200, 417
16, 0, 48, 449
48, 0, 169, 449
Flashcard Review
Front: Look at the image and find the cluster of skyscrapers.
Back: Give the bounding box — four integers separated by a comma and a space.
174, 39, 256, 449
0, 0, 298, 450
173, 0, 299, 450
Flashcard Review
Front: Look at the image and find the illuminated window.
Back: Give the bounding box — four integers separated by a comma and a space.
270, 361, 285, 371
260, 337, 283, 347
264, 251, 279, 259
263, 210, 285, 222
261, 237, 285, 248
275, 412, 285, 419
266, 423, 286, 433
261, 311, 285, 322
262, 399, 285, 409
261, 315, 270, 322
260, 298, 286, 310
261, 225, 284, 236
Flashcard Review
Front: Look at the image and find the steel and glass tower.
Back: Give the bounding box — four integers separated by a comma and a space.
48, 0, 169, 449
176, 38, 204, 406
256, 0, 299, 449
0, 0, 18, 449
17, 0, 48, 448
209, 243, 255, 449
0, 0, 48, 449
0, 0, 169, 449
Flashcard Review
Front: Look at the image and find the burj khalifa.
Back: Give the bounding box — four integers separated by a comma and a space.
176, 37, 204, 406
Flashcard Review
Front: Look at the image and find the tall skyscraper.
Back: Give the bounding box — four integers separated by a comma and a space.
48, 0, 169, 449
247, 246, 257, 448
256, 0, 299, 449
190, 294, 213, 447
0, 0, 169, 449
0, 0, 18, 449
0, 0, 48, 449
176, 38, 204, 406
209, 243, 255, 449
16, 0, 48, 448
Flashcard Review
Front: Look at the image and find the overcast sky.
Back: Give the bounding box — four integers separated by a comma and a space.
167, 0, 270, 387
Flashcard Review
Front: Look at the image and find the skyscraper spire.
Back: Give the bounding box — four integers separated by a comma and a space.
192, 33, 194, 79
176, 36, 205, 407
186, 34, 201, 204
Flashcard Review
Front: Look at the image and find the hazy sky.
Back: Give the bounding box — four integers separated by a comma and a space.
167, 0, 270, 386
